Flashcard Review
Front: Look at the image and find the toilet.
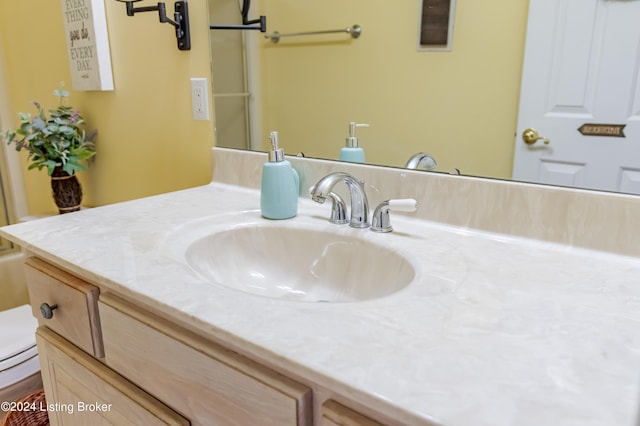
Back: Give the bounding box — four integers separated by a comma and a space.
0, 304, 42, 411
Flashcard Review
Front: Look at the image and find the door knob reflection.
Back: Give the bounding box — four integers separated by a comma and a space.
522, 128, 550, 145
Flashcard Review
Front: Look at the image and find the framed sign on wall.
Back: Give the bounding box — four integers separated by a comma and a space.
419, 0, 456, 51
61, 0, 114, 91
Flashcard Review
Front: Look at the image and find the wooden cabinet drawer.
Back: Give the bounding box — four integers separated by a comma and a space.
25, 257, 103, 357
99, 293, 312, 426
36, 327, 189, 426
320, 400, 385, 426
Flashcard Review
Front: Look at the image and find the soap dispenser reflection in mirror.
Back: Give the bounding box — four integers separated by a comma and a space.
339, 122, 369, 163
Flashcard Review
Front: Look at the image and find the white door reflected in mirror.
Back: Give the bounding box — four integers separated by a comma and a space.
513, 0, 640, 195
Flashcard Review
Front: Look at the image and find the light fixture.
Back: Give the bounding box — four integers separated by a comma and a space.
115, 0, 191, 50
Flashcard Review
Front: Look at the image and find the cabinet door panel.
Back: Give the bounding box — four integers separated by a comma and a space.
99, 293, 312, 426
36, 327, 189, 426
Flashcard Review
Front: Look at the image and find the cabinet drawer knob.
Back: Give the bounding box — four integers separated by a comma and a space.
40, 303, 58, 319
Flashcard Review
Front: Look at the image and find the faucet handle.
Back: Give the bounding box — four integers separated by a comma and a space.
371, 199, 418, 233
388, 199, 418, 212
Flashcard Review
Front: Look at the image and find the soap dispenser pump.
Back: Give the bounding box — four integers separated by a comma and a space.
339, 122, 369, 163
261, 131, 300, 220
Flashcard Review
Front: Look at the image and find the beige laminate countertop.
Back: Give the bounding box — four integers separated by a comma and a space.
2, 182, 640, 426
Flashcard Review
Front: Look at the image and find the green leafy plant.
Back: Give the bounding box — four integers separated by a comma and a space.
4, 88, 97, 176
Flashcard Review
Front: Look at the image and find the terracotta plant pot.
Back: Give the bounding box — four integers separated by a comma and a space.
50, 166, 82, 214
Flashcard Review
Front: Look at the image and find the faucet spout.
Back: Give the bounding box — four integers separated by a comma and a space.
405, 152, 437, 171
311, 172, 370, 228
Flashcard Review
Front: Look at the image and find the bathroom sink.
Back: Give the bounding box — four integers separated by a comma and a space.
185, 224, 415, 302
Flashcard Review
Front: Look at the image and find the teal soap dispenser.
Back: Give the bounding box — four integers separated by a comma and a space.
261, 131, 300, 220
339, 122, 369, 163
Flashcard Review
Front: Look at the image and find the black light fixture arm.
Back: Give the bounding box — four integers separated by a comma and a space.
210, 0, 266, 32
117, 0, 191, 50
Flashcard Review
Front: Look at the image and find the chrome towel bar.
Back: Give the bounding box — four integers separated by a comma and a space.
264, 24, 361, 44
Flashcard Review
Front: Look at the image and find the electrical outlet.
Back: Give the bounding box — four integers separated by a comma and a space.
190, 78, 210, 120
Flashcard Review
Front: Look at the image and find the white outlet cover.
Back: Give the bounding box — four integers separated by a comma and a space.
190, 77, 210, 121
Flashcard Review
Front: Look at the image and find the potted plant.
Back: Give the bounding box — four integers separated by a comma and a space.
4, 88, 97, 214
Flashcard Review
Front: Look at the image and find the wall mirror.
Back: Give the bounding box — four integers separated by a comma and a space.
208, 0, 640, 196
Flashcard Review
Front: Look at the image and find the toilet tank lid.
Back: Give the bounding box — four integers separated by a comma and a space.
0, 305, 38, 362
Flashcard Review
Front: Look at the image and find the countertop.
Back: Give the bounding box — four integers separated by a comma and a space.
2, 182, 640, 426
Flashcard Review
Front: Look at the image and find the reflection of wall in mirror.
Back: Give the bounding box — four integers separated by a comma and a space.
251, 0, 529, 180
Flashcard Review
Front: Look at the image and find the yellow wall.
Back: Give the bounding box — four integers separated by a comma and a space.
1, 0, 529, 216
0, 0, 215, 215
258, 0, 529, 179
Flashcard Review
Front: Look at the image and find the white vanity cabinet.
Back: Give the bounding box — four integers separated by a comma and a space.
23, 256, 392, 426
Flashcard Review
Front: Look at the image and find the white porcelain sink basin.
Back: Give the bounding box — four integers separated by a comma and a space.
185, 225, 415, 302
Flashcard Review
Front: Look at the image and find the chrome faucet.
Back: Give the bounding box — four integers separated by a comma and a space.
308, 186, 348, 225
310, 172, 370, 228
405, 152, 437, 171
